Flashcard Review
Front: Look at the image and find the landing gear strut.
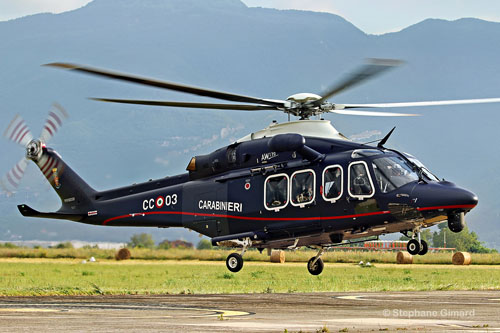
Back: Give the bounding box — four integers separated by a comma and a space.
225, 238, 251, 273
405, 228, 428, 256
307, 247, 325, 275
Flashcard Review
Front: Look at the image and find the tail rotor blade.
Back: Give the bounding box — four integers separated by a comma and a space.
3, 114, 33, 147
39, 103, 69, 143
0, 158, 28, 194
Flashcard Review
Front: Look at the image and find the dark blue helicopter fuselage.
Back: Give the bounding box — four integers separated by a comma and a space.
39, 134, 476, 249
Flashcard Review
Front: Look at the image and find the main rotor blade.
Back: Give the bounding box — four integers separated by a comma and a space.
338, 97, 500, 109
3, 114, 33, 147
0, 158, 28, 194
45, 63, 286, 108
39, 103, 69, 143
312, 58, 403, 106
330, 110, 418, 117
90, 98, 279, 111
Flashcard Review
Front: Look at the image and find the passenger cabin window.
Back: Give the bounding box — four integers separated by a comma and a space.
372, 156, 419, 193
264, 173, 289, 211
322, 165, 343, 202
291, 169, 315, 207
348, 162, 374, 199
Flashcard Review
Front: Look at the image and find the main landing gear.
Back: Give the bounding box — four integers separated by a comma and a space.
225, 238, 251, 273
307, 247, 325, 275
405, 228, 428, 256
224, 240, 327, 276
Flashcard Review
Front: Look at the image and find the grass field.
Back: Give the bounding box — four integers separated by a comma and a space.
0, 258, 499, 296
1, 247, 500, 264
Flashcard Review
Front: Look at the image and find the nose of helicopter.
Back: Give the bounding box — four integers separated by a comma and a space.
411, 181, 478, 212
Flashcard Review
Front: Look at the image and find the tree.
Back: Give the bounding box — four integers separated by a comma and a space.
170, 240, 194, 249
55, 241, 74, 249
432, 226, 496, 253
127, 233, 155, 249
197, 239, 213, 250
157, 240, 171, 250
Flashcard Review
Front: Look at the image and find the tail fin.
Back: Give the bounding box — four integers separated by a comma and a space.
28, 146, 96, 216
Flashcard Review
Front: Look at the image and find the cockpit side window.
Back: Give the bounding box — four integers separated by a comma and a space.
322, 165, 343, 203
264, 173, 289, 211
291, 169, 315, 207
372, 156, 419, 193
348, 161, 374, 199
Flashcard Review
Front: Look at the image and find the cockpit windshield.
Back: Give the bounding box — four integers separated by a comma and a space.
372, 156, 419, 193
402, 153, 440, 182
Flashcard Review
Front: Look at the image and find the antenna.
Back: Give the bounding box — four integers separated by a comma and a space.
377, 127, 396, 148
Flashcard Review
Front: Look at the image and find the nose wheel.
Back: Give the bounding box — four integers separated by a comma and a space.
407, 239, 420, 255
405, 229, 428, 255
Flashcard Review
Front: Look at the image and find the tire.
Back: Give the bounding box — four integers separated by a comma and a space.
407, 239, 421, 255
226, 253, 244, 273
419, 240, 428, 255
307, 257, 324, 275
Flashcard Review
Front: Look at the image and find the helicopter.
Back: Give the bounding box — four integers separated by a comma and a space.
3, 59, 496, 275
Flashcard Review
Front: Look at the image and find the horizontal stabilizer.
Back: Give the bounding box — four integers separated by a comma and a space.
17, 204, 85, 222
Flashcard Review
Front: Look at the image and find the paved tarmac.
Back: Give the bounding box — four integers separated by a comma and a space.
0, 291, 499, 332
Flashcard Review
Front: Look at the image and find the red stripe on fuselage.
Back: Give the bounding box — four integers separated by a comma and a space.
416, 204, 476, 211
102, 210, 391, 226
42, 159, 57, 176
39, 156, 51, 171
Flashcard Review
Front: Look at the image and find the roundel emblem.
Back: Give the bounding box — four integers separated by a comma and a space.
156, 196, 164, 208
244, 182, 251, 190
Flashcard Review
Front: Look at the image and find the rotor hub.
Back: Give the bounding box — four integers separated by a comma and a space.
26, 139, 43, 161
286, 93, 322, 104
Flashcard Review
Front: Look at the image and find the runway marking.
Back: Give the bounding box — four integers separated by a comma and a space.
336, 295, 365, 300
0, 308, 65, 313
0, 303, 251, 318
182, 308, 251, 318
335, 295, 500, 305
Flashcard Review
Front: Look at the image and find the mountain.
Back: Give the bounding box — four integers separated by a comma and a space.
1, 0, 499, 247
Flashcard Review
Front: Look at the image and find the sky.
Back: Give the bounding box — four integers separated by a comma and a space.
1, 0, 500, 34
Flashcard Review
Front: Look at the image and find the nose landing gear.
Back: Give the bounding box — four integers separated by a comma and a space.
405, 228, 428, 256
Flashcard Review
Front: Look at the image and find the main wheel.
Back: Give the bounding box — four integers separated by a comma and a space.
226, 253, 243, 272
407, 239, 421, 255
419, 240, 428, 255
307, 257, 324, 275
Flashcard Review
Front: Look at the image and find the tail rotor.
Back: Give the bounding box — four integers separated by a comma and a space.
39, 103, 69, 143
0, 158, 28, 195
1, 104, 68, 195
3, 114, 33, 147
